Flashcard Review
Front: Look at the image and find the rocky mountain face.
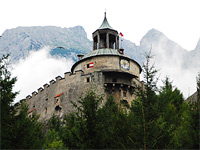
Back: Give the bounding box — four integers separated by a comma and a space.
0, 26, 92, 62
186, 39, 200, 70
123, 28, 200, 72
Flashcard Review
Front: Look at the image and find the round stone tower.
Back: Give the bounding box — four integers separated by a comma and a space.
71, 13, 142, 105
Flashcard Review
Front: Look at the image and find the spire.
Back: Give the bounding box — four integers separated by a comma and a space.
92, 12, 119, 50
98, 12, 114, 30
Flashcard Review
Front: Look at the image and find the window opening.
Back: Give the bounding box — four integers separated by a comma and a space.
46, 94, 48, 101
55, 105, 61, 111
87, 64, 90, 68
86, 77, 90, 82
123, 91, 127, 97
112, 78, 117, 82
45, 107, 47, 114
122, 99, 128, 104
113, 43, 116, 49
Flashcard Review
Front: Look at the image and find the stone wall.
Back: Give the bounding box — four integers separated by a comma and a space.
26, 70, 105, 121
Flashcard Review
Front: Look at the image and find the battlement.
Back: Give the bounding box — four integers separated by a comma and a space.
32, 91, 38, 97
38, 87, 43, 93
55, 76, 63, 81
26, 95, 32, 99
24, 68, 106, 121
25, 70, 85, 101
50, 79, 55, 85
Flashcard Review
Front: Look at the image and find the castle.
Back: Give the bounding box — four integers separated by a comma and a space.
26, 13, 142, 121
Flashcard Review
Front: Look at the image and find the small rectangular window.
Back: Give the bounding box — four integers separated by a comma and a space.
123, 91, 127, 97
86, 77, 90, 82
33, 102, 36, 108
87, 64, 90, 68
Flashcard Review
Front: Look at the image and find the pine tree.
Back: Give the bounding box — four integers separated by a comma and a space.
0, 55, 44, 149
43, 129, 64, 150
196, 71, 200, 148
197, 71, 200, 105
130, 51, 159, 149
43, 114, 66, 149
185, 71, 200, 149
0, 54, 18, 149
96, 96, 130, 149
65, 91, 103, 149
156, 77, 186, 148
11, 102, 44, 149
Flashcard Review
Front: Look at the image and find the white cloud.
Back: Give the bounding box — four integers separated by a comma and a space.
11, 47, 74, 103
156, 63, 197, 99
151, 41, 198, 98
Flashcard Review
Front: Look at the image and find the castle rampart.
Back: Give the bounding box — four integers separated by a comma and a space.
26, 70, 105, 121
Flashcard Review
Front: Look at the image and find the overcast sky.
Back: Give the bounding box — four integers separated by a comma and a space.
1, 0, 200, 50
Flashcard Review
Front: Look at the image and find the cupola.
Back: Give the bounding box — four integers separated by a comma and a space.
92, 12, 119, 50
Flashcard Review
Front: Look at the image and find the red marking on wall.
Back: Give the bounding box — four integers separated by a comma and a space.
55, 93, 63, 98
28, 108, 36, 114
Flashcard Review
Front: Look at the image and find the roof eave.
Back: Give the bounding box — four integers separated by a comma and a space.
71, 52, 142, 74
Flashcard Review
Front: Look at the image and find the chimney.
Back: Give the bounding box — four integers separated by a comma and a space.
77, 54, 84, 60
119, 48, 124, 54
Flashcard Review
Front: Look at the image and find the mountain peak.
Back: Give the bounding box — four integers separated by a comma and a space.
140, 28, 166, 48
68, 25, 88, 38
0, 26, 92, 62
142, 28, 165, 42
148, 28, 163, 34
194, 38, 200, 51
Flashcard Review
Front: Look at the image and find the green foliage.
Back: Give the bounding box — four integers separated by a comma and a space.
65, 91, 103, 149
197, 71, 200, 95
43, 129, 64, 150
130, 51, 159, 149
0, 54, 18, 148
63, 93, 132, 149
47, 114, 63, 132
11, 102, 44, 149
0, 55, 44, 149
156, 77, 186, 148
96, 96, 129, 149
185, 71, 200, 149
129, 52, 199, 149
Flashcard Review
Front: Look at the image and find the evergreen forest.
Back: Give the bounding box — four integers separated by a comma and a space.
0, 53, 199, 149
